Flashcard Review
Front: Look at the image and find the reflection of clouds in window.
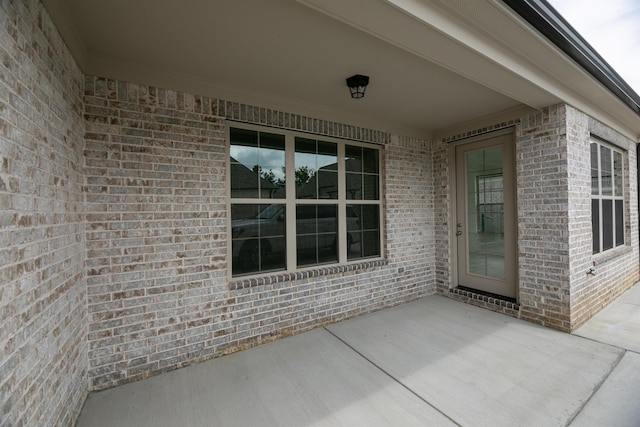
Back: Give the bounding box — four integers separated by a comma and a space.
295, 139, 337, 171
294, 138, 338, 200
296, 152, 316, 170
230, 145, 257, 168
260, 148, 285, 181
231, 145, 285, 181
318, 153, 336, 169
260, 166, 285, 182
294, 153, 338, 174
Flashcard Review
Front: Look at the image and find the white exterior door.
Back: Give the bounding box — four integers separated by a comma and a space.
455, 132, 517, 299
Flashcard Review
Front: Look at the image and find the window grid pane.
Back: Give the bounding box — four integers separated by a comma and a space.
602, 199, 613, 251
296, 204, 338, 267
592, 199, 600, 254
231, 204, 286, 276
345, 145, 380, 201
614, 151, 623, 196
590, 142, 599, 195
295, 138, 338, 200
590, 140, 624, 254
615, 199, 624, 247
600, 145, 612, 196
347, 205, 381, 261
230, 129, 285, 199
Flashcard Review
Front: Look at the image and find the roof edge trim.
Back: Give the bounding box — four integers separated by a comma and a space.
502, 0, 640, 117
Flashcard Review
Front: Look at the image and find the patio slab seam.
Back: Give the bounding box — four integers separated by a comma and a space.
322, 326, 462, 426
570, 334, 629, 352
565, 348, 626, 426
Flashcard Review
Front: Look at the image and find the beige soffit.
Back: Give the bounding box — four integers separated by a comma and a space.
299, 0, 640, 140
38, 0, 521, 138
42, 0, 639, 140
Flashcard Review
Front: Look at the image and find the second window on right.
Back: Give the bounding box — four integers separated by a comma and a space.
591, 138, 625, 254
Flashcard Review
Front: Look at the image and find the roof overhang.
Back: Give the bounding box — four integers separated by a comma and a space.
43, 0, 640, 141
504, 0, 640, 117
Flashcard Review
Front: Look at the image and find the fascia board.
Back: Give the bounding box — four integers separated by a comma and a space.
502, 0, 640, 115
491, 0, 640, 140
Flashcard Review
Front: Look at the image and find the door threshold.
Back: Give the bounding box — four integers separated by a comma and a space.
450, 286, 520, 313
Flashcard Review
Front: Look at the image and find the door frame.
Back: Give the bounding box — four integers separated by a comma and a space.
448, 128, 519, 302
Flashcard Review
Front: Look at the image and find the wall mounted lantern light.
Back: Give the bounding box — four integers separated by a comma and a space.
346, 74, 369, 99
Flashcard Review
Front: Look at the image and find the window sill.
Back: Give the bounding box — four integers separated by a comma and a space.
228, 259, 388, 291
592, 244, 633, 264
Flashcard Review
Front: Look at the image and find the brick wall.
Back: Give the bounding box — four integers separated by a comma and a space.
83, 76, 436, 390
516, 105, 572, 330
0, 1, 87, 425
564, 105, 593, 327
386, 134, 436, 283
83, 77, 229, 389
516, 105, 639, 330
568, 107, 639, 327
432, 138, 451, 294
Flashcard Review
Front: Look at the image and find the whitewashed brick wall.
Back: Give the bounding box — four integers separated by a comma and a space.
83, 76, 436, 390
516, 105, 573, 329
567, 107, 639, 327
564, 105, 594, 326
516, 105, 639, 330
0, 1, 87, 425
432, 138, 452, 294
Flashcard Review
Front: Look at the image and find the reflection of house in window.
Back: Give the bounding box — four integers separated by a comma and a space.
295, 158, 379, 200
230, 157, 284, 199
296, 161, 339, 199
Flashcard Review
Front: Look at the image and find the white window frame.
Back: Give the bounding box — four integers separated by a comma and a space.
227, 124, 384, 278
591, 137, 625, 254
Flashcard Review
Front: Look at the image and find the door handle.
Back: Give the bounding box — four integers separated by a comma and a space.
456, 223, 462, 236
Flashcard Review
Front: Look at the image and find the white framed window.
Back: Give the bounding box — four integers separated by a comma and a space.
591, 138, 625, 254
229, 126, 383, 277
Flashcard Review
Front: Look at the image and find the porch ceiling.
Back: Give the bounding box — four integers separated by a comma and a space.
43, 0, 639, 139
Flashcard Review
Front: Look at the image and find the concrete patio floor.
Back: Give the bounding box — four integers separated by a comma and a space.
77, 283, 640, 427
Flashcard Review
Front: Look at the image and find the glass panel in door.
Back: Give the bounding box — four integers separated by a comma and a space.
465, 146, 505, 280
